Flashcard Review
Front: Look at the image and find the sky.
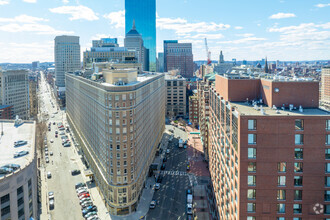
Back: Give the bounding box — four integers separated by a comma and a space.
0, 0, 329, 63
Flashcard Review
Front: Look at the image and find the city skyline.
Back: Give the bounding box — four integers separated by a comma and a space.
0, 0, 329, 63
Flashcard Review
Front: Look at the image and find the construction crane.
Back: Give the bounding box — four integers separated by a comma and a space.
204, 38, 212, 65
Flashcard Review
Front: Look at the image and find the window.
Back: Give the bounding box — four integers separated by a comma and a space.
248, 120, 256, 130
247, 176, 256, 186
327, 120, 330, 130
294, 162, 303, 173
325, 204, 330, 214
294, 176, 303, 186
295, 134, 304, 145
117, 145, 120, 150
327, 134, 330, 145
294, 148, 303, 159
248, 162, 256, 172
247, 189, 256, 200
278, 176, 286, 186
247, 217, 255, 220
277, 203, 285, 213
326, 149, 330, 160
248, 148, 256, 159
294, 190, 302, 200
295, 119, 304, 130
293, 204, 302, 214
278, 162, 286, 172
277, 218, 285, 220
293, 218, 301, 220
248, 134, 256, 144
247, 203, 255, 212
115, 95, 119, 101
325, 191, 330, 201
326, 163, 330, 173
326, 176, 330, 187
277, 190, 286, 200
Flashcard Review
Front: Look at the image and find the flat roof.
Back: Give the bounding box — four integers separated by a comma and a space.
0, 120, 36, 177
232, 102, 330, 116
101, 73, 162, 87
164, 74, 186, 80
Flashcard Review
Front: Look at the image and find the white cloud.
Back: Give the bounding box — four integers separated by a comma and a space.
103, 10, 125, 29
157, 17, 230, 35
23, 0, 36, 3
236, 33, 254, 37
49, 5, 99, 21
0, 0, 9, 5
269, 12, 296, 19
62, 0, 69, 3
315, 3, 330, 8
187, 33, 224, 39
234, 26, 243, 30
218, 37, 267, 44
0, 14, 48, 23
0, 23, 74, 35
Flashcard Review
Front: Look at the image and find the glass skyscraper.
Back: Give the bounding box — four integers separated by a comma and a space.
125, 0, 156, 72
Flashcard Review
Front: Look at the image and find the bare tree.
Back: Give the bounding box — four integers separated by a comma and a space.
36, 121, 47, 157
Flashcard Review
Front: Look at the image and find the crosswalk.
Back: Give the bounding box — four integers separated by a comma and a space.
159, 170, 199, 186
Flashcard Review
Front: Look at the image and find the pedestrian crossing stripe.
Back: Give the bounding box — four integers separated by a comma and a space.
160, 170, 187, 176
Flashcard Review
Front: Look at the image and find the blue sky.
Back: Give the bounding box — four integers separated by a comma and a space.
0, 0, 329, 63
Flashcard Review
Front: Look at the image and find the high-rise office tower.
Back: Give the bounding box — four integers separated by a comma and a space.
54, 35, 81, 88
209, 74, 329, 219
0, 70, 29, 119
157, 52, 164, 73
164, 40, 194, 78
219, 50, 224, 64
66, 68, 165, 216
125, 0, 156, 72
124, 22, 148, 71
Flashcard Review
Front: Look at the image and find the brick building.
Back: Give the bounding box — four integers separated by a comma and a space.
189, 93, 199, 127
321, 66, 330, 110
0, 105, 13, 119
208, 74, 330, 219
165, 74, 187, 119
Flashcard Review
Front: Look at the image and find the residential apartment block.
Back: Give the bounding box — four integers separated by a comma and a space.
189, 93, 199, 127
0, 70, 29, 119
209, 74, 330, 219
165, 74, 187, 119
66, 68, 165, 216
321, 66, 330, 110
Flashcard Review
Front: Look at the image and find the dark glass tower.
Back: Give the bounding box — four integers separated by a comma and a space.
125, 0, 156, 71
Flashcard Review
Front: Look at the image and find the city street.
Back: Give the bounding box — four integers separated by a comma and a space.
38, 73, 85, 220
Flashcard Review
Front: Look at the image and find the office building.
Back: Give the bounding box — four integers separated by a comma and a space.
125, 0, 156, 71
165, 74, 187, 118
124, 22, 148, 71
189, 93, 199, 127
219, 51, 224, 64
0, 70, 29, 119
321, 67, 330, 110
29, 74, 38, 119
31, 61, 39, 71
157, 52, 164, 73
83, 38, 136, 69
164, 40, 194, 78
66, 68, 165, 216
197, 73, 215, 161
54, 35, 81, 88
214, 51, 234, 74
0, 120, 38, 220
208, 74, 330, 219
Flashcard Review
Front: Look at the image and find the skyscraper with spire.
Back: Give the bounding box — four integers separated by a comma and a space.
219, 50, 224, 63
264, 57, 269, 73
125, 0, 156, 72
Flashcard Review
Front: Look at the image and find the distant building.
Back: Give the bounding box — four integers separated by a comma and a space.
321, 66, 330, 109
31, 61, 39, 71
189, 93, 199, 127
125, 0, 156, 71
124, 21, 148, 71
0, 70, 29, 119
54, 35, 81, 88
66, 68, 165, 216
209, 74, 327, 219
219, 51, 224, 64
165, 74, 187, 118
157, 52, 164, 72
242, 60, 247, 65
164, 40, 194, 78
83, 38, 136, 69
0, 120, 38, 220
29, 77, 38, 119
214, 51, 234, 74
0, 105, 13, 119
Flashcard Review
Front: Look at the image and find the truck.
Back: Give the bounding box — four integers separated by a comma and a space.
179, 139, 183, 148
187, 194, 193, 204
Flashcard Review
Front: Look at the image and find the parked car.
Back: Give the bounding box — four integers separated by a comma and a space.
163, 157, 167, 162
155, 183, 160, 190
45, 157, 49, 163
14, 151, 29, 158
48, 191, 54, 200
3, 164, 20, 171
60, 131, 65, 135
84, 211, 97, 219
86, 216, 99, 220
81, 201, 93, 209
82, 205, 97, 215
161, 163, 166, 170
80, 198, 92, 205
186, 204, 193, 215
79, 194, 90, 200
49, 199, 54, 210
156, 175, 163, 183
149, 200, 156, 209
0, 167, 13, 174
47, 172, 52, 179
63, 142, 71, 147
78, 191, 90, 197
14, 140, 27, 146
71, 169, 81, 175
76, 187, 88, 193
75, 182, 86, 189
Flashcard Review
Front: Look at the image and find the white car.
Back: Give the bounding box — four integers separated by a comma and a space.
166, 149, 170, 154
187, 204, 193, 215
155, 183, 160, 190
47, 172, 52, 179
150, 200, 156, 209
50, 139, 54, 143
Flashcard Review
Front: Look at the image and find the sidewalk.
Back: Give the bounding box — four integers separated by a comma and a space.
39, 165, 51, 220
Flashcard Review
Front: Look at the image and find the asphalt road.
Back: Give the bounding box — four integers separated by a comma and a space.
147, 125, 190, 220
39, 73, 85, 220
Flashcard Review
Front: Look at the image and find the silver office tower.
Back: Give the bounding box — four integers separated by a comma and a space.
54, 35, 81, 87
125, 0, 156, 72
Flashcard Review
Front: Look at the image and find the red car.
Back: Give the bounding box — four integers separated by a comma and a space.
78, 192, 89, 198
79, 194, 90, 200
